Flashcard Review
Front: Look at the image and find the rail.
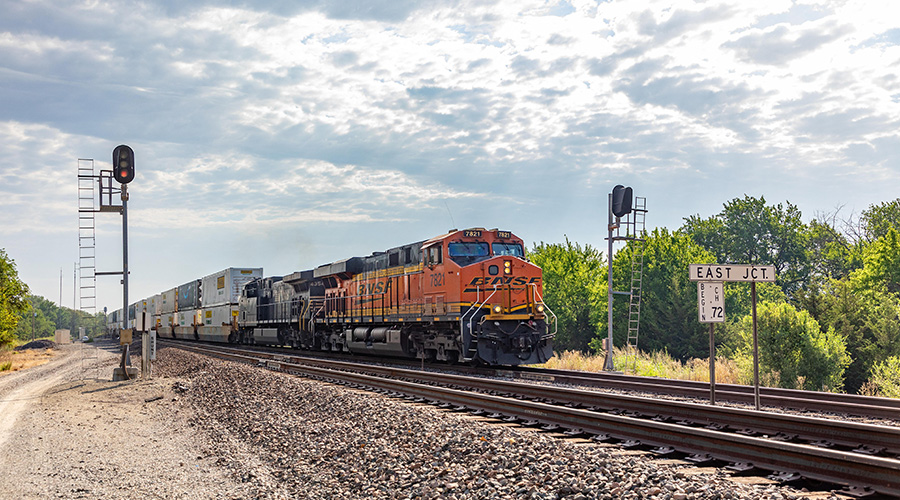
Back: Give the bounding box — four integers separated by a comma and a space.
164, 341, 900, 498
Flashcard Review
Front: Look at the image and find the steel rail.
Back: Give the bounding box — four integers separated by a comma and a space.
156, 336, 900, 420
502, 367, 900, 419
165, 342, 900, 497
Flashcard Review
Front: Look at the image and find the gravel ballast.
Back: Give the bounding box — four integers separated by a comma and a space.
0, 343, 850, 499
153, 347, 845, 500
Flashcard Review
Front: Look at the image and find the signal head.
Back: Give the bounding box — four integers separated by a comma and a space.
112, 144, 135, 184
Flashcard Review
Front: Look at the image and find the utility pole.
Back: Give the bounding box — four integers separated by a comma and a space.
31, 297, 35, 341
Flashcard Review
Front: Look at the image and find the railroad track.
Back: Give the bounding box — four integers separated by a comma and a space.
504, 366, 900, 421
161, 340, 900, 498
153, 336, 900, 421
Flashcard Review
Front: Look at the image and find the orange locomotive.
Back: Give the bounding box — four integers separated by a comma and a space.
310, 228, 556, 365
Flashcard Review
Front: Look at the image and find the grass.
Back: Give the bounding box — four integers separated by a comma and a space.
534, 347, 751, 385
0, 344, 55, 376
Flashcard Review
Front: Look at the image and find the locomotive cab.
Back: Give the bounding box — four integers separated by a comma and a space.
423, 228, 555, 365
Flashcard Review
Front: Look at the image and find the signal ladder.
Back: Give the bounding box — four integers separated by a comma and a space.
624, 197, 647, 373
78, 159, 101, 379
77, 159, 97, 313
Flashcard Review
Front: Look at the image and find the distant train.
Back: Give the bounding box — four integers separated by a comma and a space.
107, 228, 556, 365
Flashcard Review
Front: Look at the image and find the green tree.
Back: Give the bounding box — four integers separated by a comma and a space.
737, 302, 850, 391
593, 229, 717, 361
861, 199, 900, 242
851, 228, 900, 295
682, 196, 810, 297
1, 249, 30, 347
805, 218, 862, 281
530, 238, 605, 352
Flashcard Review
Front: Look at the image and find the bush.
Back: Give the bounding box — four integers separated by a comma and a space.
737, 302, 851, 391
859, 356, 900, 398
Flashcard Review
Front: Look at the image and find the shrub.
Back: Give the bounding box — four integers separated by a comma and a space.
859, 356, 900, 398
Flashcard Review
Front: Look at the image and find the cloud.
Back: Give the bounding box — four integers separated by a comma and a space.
724, 21, 854, 66
2, 0, 900, 308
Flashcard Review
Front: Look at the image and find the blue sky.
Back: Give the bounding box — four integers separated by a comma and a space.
1, 0, 899, 313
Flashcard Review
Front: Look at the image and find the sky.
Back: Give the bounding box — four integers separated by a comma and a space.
1, 0, 899, 314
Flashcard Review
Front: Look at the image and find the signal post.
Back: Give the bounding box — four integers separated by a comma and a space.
82, 145, 147, 380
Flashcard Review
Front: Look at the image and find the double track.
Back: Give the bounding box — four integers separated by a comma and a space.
161, 340, 900, 498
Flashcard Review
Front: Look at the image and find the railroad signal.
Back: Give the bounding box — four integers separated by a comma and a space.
112, 145, 135, 184
611, 185, 633, 217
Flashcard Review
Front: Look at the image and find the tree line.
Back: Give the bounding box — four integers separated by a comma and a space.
530, 196, 900, 396
0, 249, 106, 346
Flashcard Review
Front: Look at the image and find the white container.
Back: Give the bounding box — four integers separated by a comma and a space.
174, 308, 200, 340
160, 287, 177, 314
198, 304, 238, 342
150, 294, 162, 315
201, 268, 263, 307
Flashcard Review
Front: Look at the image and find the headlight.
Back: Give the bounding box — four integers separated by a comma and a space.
504, 261, 512, 274
536, 304, 544, 313
493, 305, 502, 314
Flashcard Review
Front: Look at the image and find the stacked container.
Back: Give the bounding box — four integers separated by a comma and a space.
199, 268, 263, 342
158, 287, 177, 338
174, 279, 202, 340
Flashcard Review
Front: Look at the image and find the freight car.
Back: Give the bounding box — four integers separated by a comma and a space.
236, 228, 556, 365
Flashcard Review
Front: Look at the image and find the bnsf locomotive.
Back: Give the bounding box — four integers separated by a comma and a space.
110, 228, 556, 366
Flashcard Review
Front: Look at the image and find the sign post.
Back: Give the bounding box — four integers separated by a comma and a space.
690, 264, 775, 410
697, 281, 724, 403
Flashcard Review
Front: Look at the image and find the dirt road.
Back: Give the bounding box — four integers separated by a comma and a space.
0, 341, 249, 499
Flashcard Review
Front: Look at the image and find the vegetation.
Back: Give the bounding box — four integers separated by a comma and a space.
533, 195, 900, 396
529, 238, 605, 352
12, 295, 107, 343
1, 249, 29, 347
0, 247, 105, 349
539, 348, 748, 385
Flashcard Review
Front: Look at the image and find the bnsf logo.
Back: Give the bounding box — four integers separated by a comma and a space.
358, 280, 393, 295
468, 277, 540, 286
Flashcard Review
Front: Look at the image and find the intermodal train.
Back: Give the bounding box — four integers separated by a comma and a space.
107, 228, 556, 365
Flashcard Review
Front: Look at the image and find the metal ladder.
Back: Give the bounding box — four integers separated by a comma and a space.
77, 159, 97, 313
625, 197, 647, 373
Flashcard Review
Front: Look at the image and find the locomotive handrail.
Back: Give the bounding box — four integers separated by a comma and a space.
530, 282, 558, 338
465, 284, 500, 342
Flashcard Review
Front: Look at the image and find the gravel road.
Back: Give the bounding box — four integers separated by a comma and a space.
0, 342, 850, 499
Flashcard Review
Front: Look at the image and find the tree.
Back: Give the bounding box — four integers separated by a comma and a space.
737, 302, 850, 392
805, 218, 862, 281
861, 199, 900, 242
1, 249, 29, 347
682, 195, 810, 297
592, 229, 717, 361
530, 239, 605, 352
851, 228, 900, 296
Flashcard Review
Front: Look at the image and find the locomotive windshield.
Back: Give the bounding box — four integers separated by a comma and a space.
492, 242, 524, 257
448, 242, 490, 265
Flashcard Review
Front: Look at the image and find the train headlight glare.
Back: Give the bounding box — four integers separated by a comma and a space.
493, 305, 502, 314
537, 304, 544, 313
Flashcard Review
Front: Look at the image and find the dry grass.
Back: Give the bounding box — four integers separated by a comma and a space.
0, 346, 56, 376
535, 348, 750, 385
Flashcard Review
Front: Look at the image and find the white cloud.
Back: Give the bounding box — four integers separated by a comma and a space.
2, 0, 900, 307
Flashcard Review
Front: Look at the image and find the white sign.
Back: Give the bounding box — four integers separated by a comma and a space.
149, 331, 157, 361
689, 264, 776, 282
698, 281, 725, 323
